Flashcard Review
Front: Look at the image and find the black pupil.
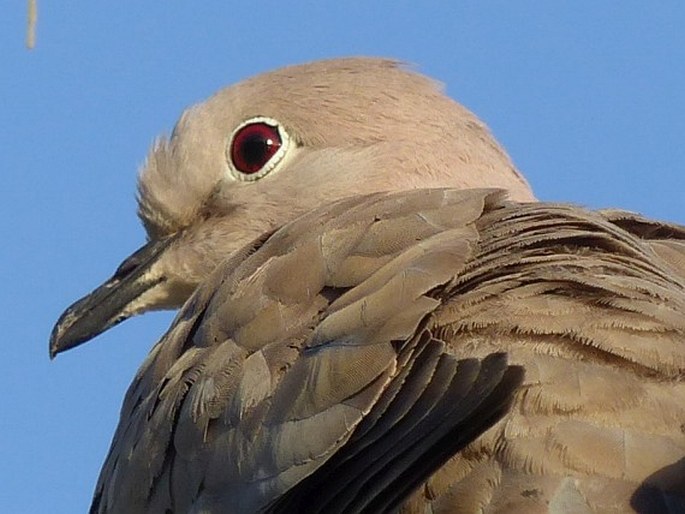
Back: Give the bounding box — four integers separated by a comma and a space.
231, 123, 281, 174
243, 135, 269, 164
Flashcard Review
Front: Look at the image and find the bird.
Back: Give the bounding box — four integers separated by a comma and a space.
50, 58, 685, 513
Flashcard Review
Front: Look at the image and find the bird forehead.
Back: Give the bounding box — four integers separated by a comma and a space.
195, 57, 448, 141
136, 122, 229, 238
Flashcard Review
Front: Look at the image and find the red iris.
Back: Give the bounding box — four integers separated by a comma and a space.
230, 122, 282, 174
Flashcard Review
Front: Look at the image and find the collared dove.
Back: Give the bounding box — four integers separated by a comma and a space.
50, 58, 685, 513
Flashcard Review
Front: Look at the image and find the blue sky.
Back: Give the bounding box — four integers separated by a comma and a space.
2, 3, 684, 512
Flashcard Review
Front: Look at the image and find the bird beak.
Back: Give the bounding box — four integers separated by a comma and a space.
49, 235, 177, 358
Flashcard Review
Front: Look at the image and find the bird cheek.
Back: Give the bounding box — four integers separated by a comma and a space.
138, 279, 197, 312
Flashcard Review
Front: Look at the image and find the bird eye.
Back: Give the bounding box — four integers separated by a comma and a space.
227, 117, 290, 181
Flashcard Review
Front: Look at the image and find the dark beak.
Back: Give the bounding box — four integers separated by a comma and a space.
49, 235, 176, 358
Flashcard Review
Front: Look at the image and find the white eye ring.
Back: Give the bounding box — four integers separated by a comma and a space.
226, 116, 291, 181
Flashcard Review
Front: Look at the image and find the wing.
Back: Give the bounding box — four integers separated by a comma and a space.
266, 350, 522, 514
407, 201, 685, 513
90, 189, 524, 514
601, 208, 685, 281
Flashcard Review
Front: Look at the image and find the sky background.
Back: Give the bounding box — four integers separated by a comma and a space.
2, 3, 684, 512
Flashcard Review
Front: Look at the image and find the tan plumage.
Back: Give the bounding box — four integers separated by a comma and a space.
50, 58, 685, 513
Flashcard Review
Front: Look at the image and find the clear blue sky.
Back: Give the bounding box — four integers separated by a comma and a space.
2, 3, 684, 512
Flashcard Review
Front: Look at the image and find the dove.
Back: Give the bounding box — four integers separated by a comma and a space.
51, 58, 685, 513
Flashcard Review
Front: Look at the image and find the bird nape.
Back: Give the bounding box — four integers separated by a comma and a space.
51, 57, 685, 514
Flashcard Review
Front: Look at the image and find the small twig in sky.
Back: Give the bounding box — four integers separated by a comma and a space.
27, 0, 37, 49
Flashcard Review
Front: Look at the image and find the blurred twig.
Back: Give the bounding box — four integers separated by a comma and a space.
27, 0, 37, 49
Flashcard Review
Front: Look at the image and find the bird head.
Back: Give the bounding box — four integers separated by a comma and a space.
50, 57, 534, 357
